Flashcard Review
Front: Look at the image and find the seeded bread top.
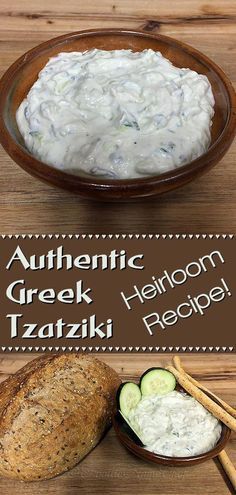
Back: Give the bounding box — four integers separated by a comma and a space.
0, 353, 121, 481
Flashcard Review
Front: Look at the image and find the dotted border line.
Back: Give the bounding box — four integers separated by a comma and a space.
0, 347, 234, 352
0, 234, 234, 240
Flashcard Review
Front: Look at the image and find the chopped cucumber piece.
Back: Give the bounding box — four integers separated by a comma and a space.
140, 368, 176, 397
118, 382, 141, 418
123, 120, 140, 130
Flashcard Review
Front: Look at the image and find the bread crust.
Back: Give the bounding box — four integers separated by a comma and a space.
0, 353, 121, 481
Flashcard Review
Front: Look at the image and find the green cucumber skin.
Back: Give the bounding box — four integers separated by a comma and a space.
116, 368, 176, 414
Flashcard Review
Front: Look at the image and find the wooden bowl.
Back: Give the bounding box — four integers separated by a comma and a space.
0, 29, 235, 200
112, 386, 231, 466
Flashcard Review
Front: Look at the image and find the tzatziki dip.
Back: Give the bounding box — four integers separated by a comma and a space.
16, 49, 215, 179
128, 390, 221, 457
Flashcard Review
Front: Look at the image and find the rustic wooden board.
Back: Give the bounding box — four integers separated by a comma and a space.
0, 0, 235, 233
0, 353, 235, 494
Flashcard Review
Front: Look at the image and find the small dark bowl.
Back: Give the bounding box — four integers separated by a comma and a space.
0, 29, 235, 200
112, 386, 231, 466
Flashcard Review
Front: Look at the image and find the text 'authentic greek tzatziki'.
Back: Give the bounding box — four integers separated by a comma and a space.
16, 49, 215, 179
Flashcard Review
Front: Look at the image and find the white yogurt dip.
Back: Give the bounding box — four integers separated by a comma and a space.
16, 49, 215, 179
128, 391, 221, 457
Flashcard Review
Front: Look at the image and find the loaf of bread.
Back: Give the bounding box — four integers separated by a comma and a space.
0, 353, 121, 481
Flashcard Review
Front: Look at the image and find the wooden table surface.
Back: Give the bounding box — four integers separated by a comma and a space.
0, 0, 235, 234
0, 353, 235, 494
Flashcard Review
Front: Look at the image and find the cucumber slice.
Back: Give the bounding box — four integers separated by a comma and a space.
140, 368, 176, 397
118, 382, 142, 418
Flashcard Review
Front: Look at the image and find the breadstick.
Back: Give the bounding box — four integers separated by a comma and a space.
173, 356, 236, 419
218, 450, 236, 491
166, 365, 236, 432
